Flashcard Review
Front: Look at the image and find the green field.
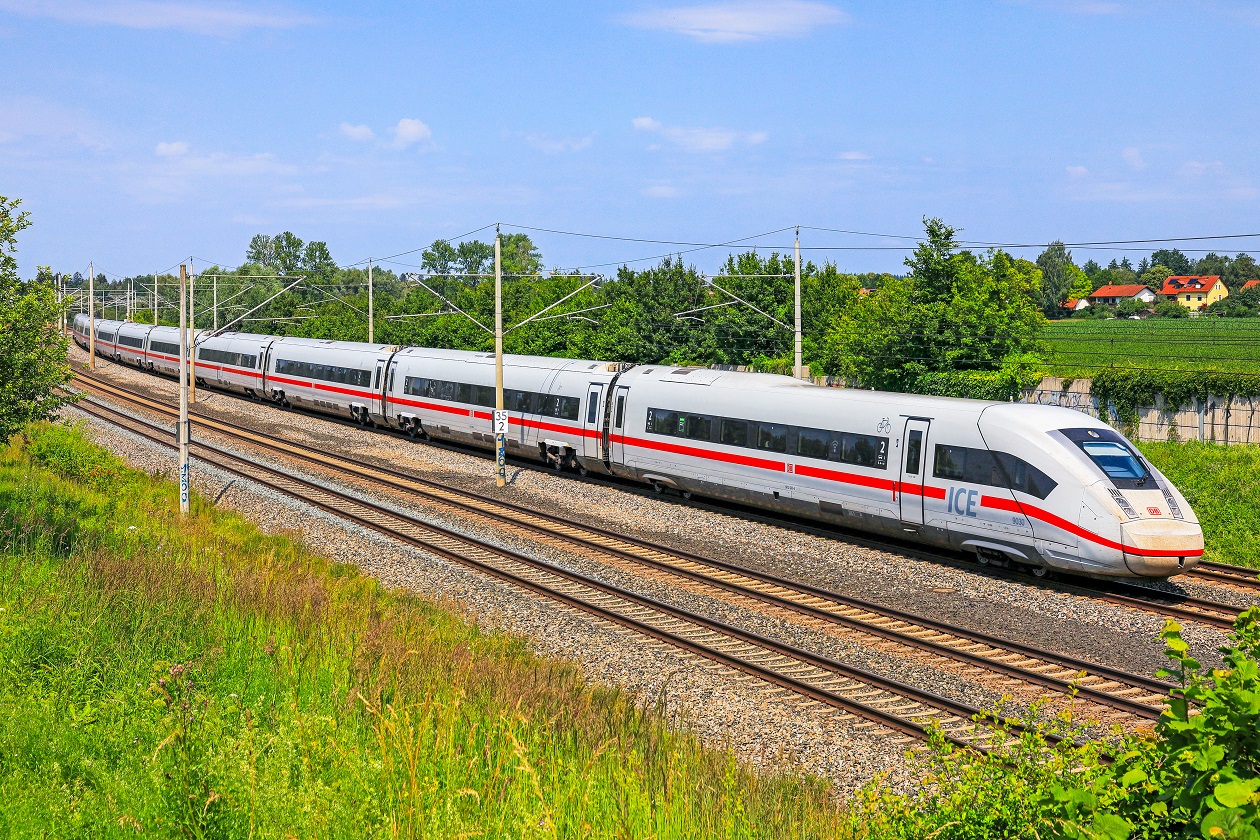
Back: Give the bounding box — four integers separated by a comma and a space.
1043, 317, 1260, 376
1140, 441, 1260, 569
0, 423, 846, 838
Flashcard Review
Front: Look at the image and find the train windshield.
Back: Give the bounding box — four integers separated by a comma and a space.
1080, 441, 1146, 481
1056, 427, 1150, 488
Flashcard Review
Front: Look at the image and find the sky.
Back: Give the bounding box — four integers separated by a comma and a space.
2, 0, 1259, 280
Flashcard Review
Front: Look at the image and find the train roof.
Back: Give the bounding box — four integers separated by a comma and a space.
271, 336, 400, 353
394, 345, 623, 372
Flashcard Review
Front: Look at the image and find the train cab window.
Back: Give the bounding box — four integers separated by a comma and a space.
797, 428, 829, 459
721, 419, 749, 447
1082, 442, 1146, 481
1058, 427, 1150, 489
614, 395, 625, 429
756, 423, 787, 453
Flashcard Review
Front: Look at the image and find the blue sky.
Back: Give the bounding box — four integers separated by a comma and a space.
2, 0, 1259, 279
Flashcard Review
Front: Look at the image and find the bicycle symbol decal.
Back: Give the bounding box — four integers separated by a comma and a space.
876, 418, 892, 434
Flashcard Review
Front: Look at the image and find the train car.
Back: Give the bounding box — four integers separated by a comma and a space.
71, 317, 1203, 579
607, 365, 1201, 579
263, 337, 399, 424
146, 326, 184, 375
114, 322, 154, 367
93, 319, 126, 360
194, 331, 275, 397
384, 348, 623, 470
71, 313, 92, 349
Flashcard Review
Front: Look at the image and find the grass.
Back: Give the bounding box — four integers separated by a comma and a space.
1042, 317, 1260, 376
0, 422, 851, 838
1139, 440, 1260, 569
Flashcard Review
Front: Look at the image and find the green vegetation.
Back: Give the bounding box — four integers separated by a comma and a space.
0, 423, 846, 837
0, 195, 72, 439
1140, 441, 1260, 569
845, 613, 1260, 839
1044, 318, 1260, 376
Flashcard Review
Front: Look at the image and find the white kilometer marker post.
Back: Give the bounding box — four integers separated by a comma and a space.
179, 264, 190, 515
494, 226, 507, 488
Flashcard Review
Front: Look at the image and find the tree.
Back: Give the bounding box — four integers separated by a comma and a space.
271, 232, 304, 274
1139, 264, 1173, 293
245, 234, 274, 267
1082, 259, 1102, 277
0, 196, 73, 440
1065, 264, 1092, 303
1150, 248, 1193, 275
301, 240, 336, 279
1036, 241, 1076, 314
821, 219, 1044, 391
1152, 300, 1189, 319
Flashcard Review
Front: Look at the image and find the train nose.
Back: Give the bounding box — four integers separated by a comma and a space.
1119, 518, 1204, 577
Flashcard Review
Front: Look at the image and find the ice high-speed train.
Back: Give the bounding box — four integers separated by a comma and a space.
73, 314, 1204, 579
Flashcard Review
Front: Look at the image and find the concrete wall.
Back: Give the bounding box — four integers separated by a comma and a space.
1021, 376, 1260, 445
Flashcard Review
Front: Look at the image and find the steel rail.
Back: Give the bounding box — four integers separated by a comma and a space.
68, 396, 1034, 751
70, 372, 1171, 720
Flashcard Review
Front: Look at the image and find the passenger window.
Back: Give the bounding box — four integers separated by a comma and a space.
721, 419, 749, 447
757, 423, 787, 453
374, 367, 382, 389
685, 415, 712, 441
932, 444, 962, 480
905, 431, 923, 475
614, 396, 625, 429
797, 428, 829, 460
993, 452, 1057, 500
587, 396, 598, 424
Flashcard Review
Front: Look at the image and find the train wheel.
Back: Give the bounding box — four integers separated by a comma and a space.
1030, 566, 1050, 579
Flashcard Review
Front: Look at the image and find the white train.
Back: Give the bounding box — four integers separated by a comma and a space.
72, 314, 1203, 579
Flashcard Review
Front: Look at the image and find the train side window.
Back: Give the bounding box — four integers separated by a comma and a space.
905, 431, 923, 475
374, 367, 382, 390
993, 452, 1057, 499
963, 449, 1003, 486
757, 423, 787, 453
388, 368, 396, 392
933, 444, 963, 480
684, 414, 712, 441
797, 428, 829, 459
560, 396, 580, 421
614, 395, 625, 429
721, 418, 749, 448
457, 383, 473, 403
587, 397, 599, 424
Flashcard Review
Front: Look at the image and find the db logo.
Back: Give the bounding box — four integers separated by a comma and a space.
1147, 507, 1162, 516
786, 464, 794, 474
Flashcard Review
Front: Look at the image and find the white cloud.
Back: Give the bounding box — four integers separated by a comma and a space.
1066, 165, 1089, 178
0, 96, 104, 148
339, 123, 374, 142
1121, 146, 1146, 170
155, 140, 188, 156
0, 0, 315, 36
633, 116, 766, 152
392, 118, 432, 148
1180, 160, 1225, 177
643, 184, 682, 198
619, 0, 848, 43
838, 150, 870, 160
523, 132, 595, 154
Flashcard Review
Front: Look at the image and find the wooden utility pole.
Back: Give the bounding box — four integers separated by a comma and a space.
367, 258, 374, 343
127, 278, 133, 321
494, 227, 506, 488
212, 273, 218, 330
88, 262, 96, 369
794, 227, 803, 379
178, 265, 190, 515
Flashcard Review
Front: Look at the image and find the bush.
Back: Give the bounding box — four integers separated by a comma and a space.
1153, 301, 1190, 319
912, 353, 1044, 401
842, 609, 1260, 839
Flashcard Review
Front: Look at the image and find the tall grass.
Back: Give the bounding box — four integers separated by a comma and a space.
1140, 440, 1260, 569
0, 422, 849, 837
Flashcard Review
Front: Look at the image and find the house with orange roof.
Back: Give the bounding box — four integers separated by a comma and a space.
1243, 279, 1259, 292
1160, 275, 1229, 310
1088, 284, 1156, 307
1063, 297, 1091, 311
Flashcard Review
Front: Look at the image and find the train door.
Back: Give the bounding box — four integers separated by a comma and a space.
383, 359, 399, 422
608, 385, 630, 466
898, 418, 931, 526
582, 383, 604, 460
372, 359, 387, 417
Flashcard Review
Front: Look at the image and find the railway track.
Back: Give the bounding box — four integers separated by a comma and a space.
1185, 561, 1260, 593
70, 371, 1178, 726
69, 392, 1051, 752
